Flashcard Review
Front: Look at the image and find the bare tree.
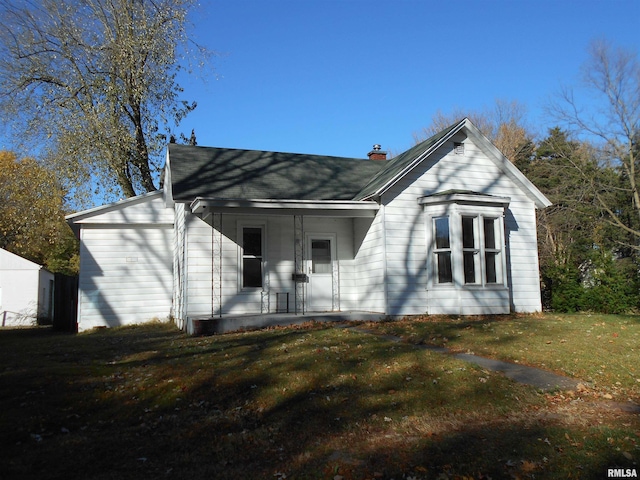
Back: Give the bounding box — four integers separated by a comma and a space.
0, 0, 210, 201
415, 99, 534, 163
548, 39, 640, 246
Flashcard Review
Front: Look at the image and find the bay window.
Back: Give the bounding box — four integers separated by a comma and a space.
421, 192, 509, 288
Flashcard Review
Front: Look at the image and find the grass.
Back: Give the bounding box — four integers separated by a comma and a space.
365, 313, 640, 403
0, 315, 638, 479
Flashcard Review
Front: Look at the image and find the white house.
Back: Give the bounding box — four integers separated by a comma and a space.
0, 248, 54, 327
67, 118, 551, 333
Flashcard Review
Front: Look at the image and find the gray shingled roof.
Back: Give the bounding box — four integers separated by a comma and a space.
168, 144, 387, 202
353, 119, 464, 200
168, 119, 470, 203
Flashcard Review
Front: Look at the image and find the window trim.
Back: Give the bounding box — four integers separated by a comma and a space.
482, 216, 502, 284
433, 216, 453, 284
237, 222, 266, 291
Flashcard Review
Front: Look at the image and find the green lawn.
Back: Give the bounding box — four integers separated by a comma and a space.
365, 313, 640, 403
0, 315, 638, 479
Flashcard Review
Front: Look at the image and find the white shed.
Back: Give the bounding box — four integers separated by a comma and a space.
0, 248, 54, 327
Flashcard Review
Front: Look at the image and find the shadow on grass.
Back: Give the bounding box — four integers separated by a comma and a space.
0, 322, 637, 480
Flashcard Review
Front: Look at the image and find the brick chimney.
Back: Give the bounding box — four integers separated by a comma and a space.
367, 144, 387, 161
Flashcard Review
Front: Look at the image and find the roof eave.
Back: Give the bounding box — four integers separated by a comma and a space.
419, 192, 511, 207
65, 190, 165, 223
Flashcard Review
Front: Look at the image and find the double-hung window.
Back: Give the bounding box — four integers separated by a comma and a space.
483, 217, 500, 284
433, 216, 453, 283
241, 226, 264, 288
462, 216, 478, 284
458, 215, 503, 285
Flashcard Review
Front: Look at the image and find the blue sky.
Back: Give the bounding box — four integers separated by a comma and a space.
179, 0, 639, 159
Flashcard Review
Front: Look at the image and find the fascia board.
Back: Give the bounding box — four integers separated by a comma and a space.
190, 198, 380, 218
65, 190, 165, 224
366, 118, 467, 200
419, 193, 511, 207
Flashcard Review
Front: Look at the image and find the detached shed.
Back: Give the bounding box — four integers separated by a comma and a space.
0, 248, 54, 326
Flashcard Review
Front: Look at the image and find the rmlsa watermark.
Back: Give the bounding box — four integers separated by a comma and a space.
608, 468, 638, 478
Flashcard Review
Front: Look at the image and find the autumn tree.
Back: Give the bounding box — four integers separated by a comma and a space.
0, 0, 208, 202
0, 151, 78, 274
416, 99, 535, 165
548, 39, 640, 250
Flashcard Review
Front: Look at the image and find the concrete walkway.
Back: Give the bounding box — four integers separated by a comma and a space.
350, 326, 582, 392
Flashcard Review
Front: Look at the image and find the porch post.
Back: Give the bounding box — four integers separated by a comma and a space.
294, 215, 305, 314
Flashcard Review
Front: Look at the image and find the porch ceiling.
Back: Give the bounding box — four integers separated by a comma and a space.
190, 197, 380, 218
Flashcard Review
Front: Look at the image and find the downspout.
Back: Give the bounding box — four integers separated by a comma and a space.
381, 202, 390, 315
211, 212, 215, 318
219, 214, 223, 318
182, 217, 188, 323
210, 212, 223, 318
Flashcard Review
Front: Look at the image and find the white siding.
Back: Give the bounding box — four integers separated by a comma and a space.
381, 133, 543, 315
71, 192, 174, 226
77, 226, 173, 331
354, 213, 386, 313
505, 205, 543, 312
427, 286, 510, 315
73, 193, 174, 331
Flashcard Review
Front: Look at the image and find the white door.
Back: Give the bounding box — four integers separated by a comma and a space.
307, 235, 336, 311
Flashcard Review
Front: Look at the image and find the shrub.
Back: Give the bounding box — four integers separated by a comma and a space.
543, 252, 639, 314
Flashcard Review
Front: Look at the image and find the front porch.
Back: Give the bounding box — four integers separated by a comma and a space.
186, 311, 392, 335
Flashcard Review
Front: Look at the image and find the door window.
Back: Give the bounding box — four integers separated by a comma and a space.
311, 240, 332, 274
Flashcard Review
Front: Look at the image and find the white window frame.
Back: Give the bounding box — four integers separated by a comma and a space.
482, 216, 503, 285
433, 216, 453, 284
237, 222, 266, 291
421, 193, 509, 289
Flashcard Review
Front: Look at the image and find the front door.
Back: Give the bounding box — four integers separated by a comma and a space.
307, 235, 336, 312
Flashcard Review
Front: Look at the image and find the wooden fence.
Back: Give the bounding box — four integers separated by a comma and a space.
53, 274, 78, 332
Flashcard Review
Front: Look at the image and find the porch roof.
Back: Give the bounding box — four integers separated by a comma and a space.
190, 197, 380, 218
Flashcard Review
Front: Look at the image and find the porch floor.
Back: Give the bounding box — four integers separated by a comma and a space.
187, 311, 392, 335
